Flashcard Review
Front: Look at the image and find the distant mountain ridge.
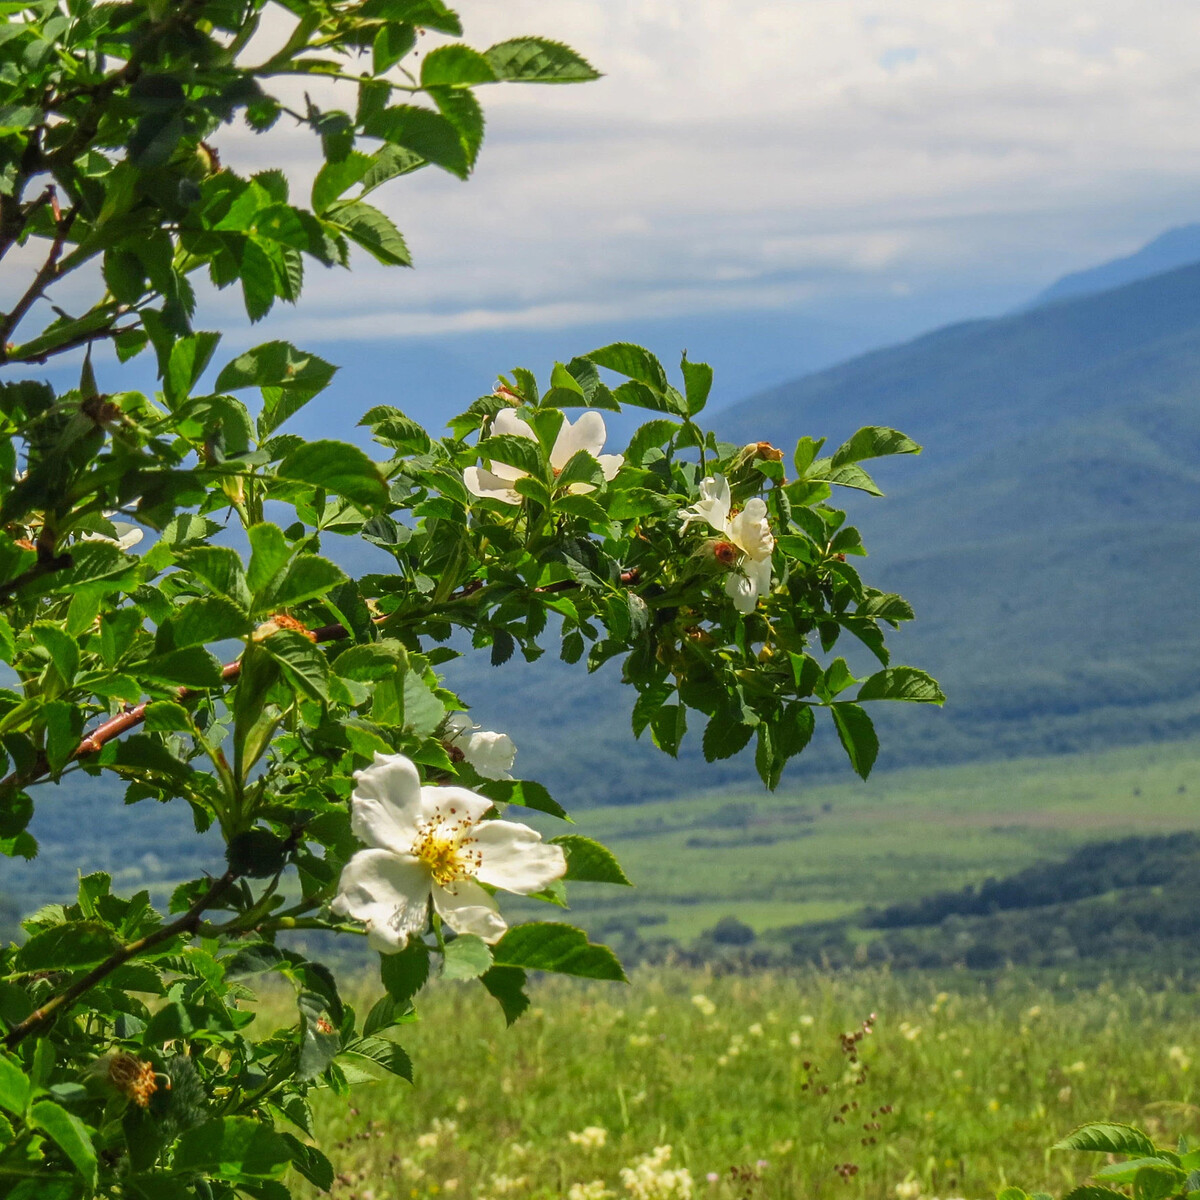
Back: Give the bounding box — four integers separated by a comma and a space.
714, 258, 1200, 776
1029, 223, 1200, 309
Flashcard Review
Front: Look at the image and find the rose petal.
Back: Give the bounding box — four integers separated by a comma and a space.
596, 453, 624, 481
680, 474, 731, 534
725, 569, 759, 614
491, 408, 537, 440
551, 411, 607, 468
417, 784, 494, 826
464, 466, 523, 505
332, 848, 430, 953
432, 879, 507, 942
460, 730, 516, 781
350, 753, 424, 853
474, 820, 567, 894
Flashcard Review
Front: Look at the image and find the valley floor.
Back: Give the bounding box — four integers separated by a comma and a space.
299, 968, 1200, 1200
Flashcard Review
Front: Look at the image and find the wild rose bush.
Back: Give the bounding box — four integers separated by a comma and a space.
0, 0, 941, 1195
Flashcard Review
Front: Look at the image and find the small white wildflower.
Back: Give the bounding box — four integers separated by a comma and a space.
569, 1183, 614, 1200
691, 994, 716, 1017
569, 1126, 609, 1151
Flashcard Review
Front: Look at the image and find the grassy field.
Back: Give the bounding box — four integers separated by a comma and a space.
514, 739, 1200, 943
298, 968, 1200, 1200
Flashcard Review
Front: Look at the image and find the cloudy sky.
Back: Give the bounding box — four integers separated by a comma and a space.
208, 0, 1200, 345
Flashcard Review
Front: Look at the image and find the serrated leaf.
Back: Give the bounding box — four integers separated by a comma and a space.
441, 934, 492, 980
30, 1100, 96, 1186
831, 425, 921, 467
421, 43, 497, 86
830, 702, 878, 780
551, 835, 631, 885
0, 1055, 29, 1116
485, 37, 600, 83
491, 922, 626, 981
1056, 1124, 1159, 1157
475, 778, 568, 820
680, 353, 713, 416
362, 104, 470, 177
586, 342, 668, 390
856, 666, 945, 704
328, 200, 411, 267
311, 152, 372, 215
702, 714, 754, 762
173, 1117, 291, 1180
380, 942, 430, 1005
480, 965, 529, 1025
277, 440, 389, 510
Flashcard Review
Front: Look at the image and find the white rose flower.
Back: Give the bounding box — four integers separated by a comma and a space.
331, 752, 566, 952
464, 407, 623, 506
444, 712, 517, 781
680, 474, 774, 614
80, 525, 143, 553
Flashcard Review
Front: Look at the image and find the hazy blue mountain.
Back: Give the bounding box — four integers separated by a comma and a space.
715, 262, 1200, 775
1030, 224, 1200, 309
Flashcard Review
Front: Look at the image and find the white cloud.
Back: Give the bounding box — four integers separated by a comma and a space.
21, 1, 1200, 342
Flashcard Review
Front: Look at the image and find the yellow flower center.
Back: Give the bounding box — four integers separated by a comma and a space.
412, 808, 482, 887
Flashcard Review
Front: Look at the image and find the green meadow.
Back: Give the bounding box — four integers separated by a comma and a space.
299, 970, 1200, 1200
513, 739, 1200, 944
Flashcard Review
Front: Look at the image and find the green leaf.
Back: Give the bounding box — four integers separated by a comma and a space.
297, 992, 341, 1082
421, 44, 498, 86
441, 934, 492, 980
831, 426, 922, 467
477, 433, 546, 481
1135, 1166, 1187, 1200
30, 1100, 96, 1186
281, 1134, 335, 1192
339, 1036, 413, 1083
475, 778, 568, 820
173, 1117, 292, 1181
551, 835, 631, 885
143, 701, 192, 732
485, 37, 600, 83
15, 921, 122, 972
262, 630, 330, 702
680, 353, 713, 416
178, 546, 251, 607
247, 523, 291, 596
401, 671, 444, 737
480, 965, 529, 1025
42, 700, 82, 773
215, 342, 337, 437
1056, 1125, 1159, 1157
586, 342, 668, 391
137, 646, 224, 688
31, 624, 79, 686
830, 702, 878, 780
491, 923, 626, 981
702, 714, 754, 762
1062, 1190, 1134, 1200
277, 440, 389, 510
0, 1054, 30, 1116
373, 22, 417, 75
379, 941, 430, 1006
311, 151, 372, 215
856, 666, 945, 704
268, 555, 347, 609
811, 459, 883, 496
328, 200, 412, 267
362, 105, 470, 178
160, 596, 252, 648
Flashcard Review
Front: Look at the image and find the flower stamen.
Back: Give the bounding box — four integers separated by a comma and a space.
411, 808, 483, 887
